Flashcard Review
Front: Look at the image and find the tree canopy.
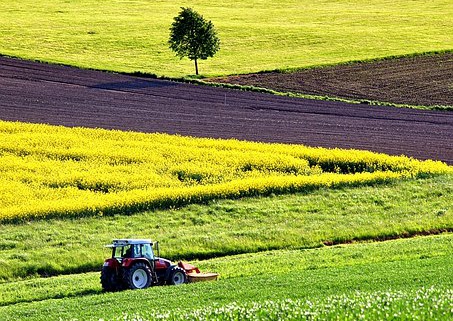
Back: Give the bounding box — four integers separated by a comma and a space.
169, 7, 220, 75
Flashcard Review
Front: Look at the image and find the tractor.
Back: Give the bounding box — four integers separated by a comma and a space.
101, 239, 217, 291
101, 239, 188, 291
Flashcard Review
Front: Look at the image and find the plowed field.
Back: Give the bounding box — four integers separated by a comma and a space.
1, 56, 452, 164
212, 53, 453, 108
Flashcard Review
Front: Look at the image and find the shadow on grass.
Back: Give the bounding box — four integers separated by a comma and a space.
0, 288, 102, 307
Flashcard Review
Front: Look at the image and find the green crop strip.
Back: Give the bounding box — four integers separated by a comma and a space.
0, 0, 451, 77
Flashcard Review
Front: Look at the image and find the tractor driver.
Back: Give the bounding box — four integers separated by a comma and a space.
123, 245, 133, 258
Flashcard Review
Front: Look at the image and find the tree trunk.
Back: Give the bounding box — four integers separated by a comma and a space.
194, 58, 199, 75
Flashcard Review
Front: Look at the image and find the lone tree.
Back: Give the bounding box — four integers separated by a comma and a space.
169, 7, 220, 75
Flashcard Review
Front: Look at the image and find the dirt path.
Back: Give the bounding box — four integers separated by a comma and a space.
1, 56, 452, 164
211, 53, 453, 108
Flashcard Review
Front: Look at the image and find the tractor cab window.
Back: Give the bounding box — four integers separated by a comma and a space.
133, 245, 141, 257
113, 245, 134, 258
125, 245, 141, 258
141, 243, 154, 260
113, 246, 125, 258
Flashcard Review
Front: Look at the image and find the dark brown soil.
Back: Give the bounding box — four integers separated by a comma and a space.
211, 53, 453, 107
1, 56, 452, 164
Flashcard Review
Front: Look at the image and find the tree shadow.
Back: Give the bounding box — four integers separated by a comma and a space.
89, 79, 176, 91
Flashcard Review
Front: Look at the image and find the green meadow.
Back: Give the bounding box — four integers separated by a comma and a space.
1, 0, 452, 77
0, 234, 452, 320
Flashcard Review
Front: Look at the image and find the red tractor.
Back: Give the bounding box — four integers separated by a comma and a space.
101, 239, 217, 291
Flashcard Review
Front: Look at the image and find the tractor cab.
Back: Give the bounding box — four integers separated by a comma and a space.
108, 239, 155, 261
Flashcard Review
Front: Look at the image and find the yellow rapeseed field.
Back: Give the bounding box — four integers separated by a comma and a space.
0, 120, 450, 221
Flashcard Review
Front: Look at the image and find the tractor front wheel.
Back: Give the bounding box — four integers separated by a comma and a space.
167, 266, 187, 285
124, 262, 153, 289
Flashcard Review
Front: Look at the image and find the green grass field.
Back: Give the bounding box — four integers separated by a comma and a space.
1, 0, 452, 77
1, 234, 452, 320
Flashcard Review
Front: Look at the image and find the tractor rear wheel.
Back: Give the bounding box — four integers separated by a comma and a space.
100, 266, 122, 291
167, 266, 187, 285
124, 262, 153, 289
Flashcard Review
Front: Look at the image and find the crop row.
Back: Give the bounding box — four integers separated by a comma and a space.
1, 120, 450, 221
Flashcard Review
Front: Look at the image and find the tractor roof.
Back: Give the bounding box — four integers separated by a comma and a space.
106, 239, 153, 247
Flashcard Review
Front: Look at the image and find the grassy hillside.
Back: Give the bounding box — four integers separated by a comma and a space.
0, 0, 452, 77
0, 234, 452, 320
